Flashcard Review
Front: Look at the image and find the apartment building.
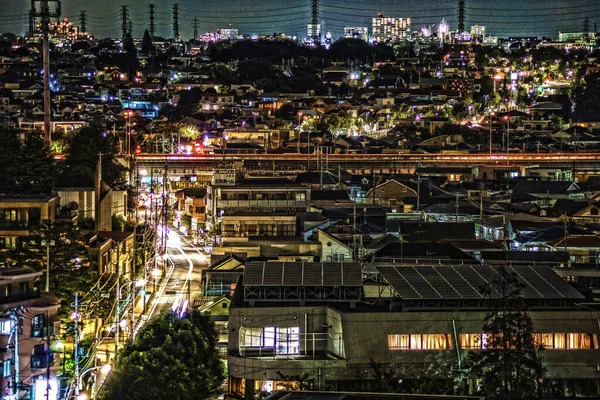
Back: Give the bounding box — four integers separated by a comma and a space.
371, 15, 410, 43
0, 268, 61, 399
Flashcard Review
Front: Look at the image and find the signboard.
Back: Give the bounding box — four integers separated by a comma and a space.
34, 378, 58, 400
191, 217, 198, 232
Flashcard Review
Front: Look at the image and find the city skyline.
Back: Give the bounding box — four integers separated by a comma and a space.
1, 0, 599, 40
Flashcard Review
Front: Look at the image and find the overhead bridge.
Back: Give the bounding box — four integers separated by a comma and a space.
134, 152, 600, 175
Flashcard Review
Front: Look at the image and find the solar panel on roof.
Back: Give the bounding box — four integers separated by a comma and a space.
420, 266, 462, 299
282, 262, 303, 286
243, 262, 265, 286
439, 266, 483, 299
303, 263, 324, 286
342, 263, 363, 286
506, 265, 547, 299
263, 263, 284, 286
386, 267, 422, 299
401, 267, 442, 299
528, 266, 584, 299
325, 262, 343, 285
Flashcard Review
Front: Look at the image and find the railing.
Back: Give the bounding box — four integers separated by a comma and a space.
219, 199, 306, 208
238, 332, 345, 360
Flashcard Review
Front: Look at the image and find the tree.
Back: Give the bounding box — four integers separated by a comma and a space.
467, 267, 544, 400
141, 29, 155, 55
0, 130, 55, 195
100, 311, 225, 400
59, 124, 127, 188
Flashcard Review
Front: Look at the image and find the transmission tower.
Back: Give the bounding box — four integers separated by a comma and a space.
129, 19, 133, 37
120, 5, 129, 39
32, 0, 61, 145
172, 4, 180, 41
28, 1, 36, 36
148, 4, 156, 37
310, 0, 319, 41
457, 0, 466, 33
79, 10, 87, 34
583, 17, 590, 37
193, 16, 198, 40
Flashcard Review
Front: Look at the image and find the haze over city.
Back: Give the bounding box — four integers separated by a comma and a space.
2, 0, 599, 38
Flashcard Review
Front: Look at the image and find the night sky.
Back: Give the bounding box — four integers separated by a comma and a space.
2, 0, 599, 39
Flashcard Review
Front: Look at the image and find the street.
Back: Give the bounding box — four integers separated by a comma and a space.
147, 227, 208, 319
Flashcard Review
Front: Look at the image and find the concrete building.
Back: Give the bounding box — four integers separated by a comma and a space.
0, 268, 60, 399
343, 27, 369, 42
207, 175, 310, 242
0, 196, 59, 252
371, 15, 410, 43
229, 262, 600, 398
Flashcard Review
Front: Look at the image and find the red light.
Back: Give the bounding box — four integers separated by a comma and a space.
135, 145, 141, 154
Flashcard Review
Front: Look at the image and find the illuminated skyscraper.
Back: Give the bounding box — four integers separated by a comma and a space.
371, 14, 410, 43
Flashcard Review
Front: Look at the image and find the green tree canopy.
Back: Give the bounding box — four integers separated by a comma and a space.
467, 267, 544, 400
100, 311, 225, 400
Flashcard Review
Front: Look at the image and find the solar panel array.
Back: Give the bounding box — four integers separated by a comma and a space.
244, 262, 362, 287
375, 264, 584, 300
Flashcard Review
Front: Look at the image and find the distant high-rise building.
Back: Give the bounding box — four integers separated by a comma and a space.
438, 18, 450, 42
218, 28, 239, 41
371, 14, 410, 43
344, 26, 369, 41
307, 23, 321, 41
470, 25, 486, 38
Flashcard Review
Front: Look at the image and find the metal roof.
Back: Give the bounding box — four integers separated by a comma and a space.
244, 262, 363, 287
375, 264, 583, 300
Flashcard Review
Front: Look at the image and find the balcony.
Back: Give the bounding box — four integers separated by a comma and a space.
0, 289, 40, 304
218, 199, 306, 208
237, 332, 345, 360
0, 221, 29, 230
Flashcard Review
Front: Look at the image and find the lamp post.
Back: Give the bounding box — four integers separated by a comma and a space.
489, 112, 495, 157
41, 239, 55, 292
75, 364, 112, 400
504, 115, 510, 164
125, 110, 134, 155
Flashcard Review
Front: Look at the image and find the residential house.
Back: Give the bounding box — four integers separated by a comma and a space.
207, 175, 310, 241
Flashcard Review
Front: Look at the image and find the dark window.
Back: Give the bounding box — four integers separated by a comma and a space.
591, 208, 599, 216
31, 344, 49, 369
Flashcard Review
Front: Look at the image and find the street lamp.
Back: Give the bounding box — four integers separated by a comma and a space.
125, 110, 134, 155
489, 112, 495, 157
76, 364, 112, 400
41, 239, 55, 292
504, 115, 510, 164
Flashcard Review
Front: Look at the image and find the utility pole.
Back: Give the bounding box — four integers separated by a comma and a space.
79, 10, 87, 35
8, 307, 25, 398
148, 4, 156, 37
120, 5, 129, 40
193, 16, 198, 41
35, 0, 61, 146
74, 292, 80, 397
29, 0, 36, 37
172, 4, 180, 42
583, 17, 590, 38
489, 112, 494, 158
457, 0, 466, 33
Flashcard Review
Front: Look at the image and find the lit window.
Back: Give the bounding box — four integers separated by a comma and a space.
0, 320, 11, 335
388, 334, 451, 350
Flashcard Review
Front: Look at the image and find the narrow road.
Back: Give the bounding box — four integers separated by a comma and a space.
148, 227, 208, 319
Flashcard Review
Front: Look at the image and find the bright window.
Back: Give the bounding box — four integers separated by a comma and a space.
388, 334, 450, 350
533, 333, 592, 349
0, 320, 11, 335
241, 326, 300, 355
